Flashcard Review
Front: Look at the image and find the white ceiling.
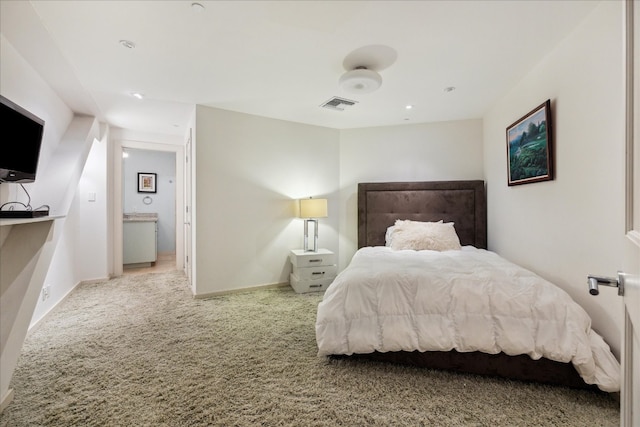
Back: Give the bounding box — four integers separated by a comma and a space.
1, 1, 600, 136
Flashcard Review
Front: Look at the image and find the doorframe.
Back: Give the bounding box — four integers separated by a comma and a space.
621, 1, 639, 425
112, 139, 184, 277
184, 129, 193, 289
624, 0, 638, 241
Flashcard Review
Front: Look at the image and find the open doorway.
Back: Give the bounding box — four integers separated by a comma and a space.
112, 139, 184, 277
122, 148, 176, 275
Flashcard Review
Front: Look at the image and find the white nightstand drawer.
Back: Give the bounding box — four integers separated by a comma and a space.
292, 264, 337, 280
290, 274, 334, 294
289, 249, 336, 267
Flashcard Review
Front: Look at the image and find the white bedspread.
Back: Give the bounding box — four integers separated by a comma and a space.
315, 246, 620, 392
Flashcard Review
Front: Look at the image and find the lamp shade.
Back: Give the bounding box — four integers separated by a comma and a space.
299, 198, 328, 218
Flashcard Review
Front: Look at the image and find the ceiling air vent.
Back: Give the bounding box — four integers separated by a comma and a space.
320, 96, 358, 111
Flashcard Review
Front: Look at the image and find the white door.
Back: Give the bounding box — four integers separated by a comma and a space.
184, 129, 193, 287
608, 2, 639, 424
590, 2, 639, 425
623, 1, 640, 424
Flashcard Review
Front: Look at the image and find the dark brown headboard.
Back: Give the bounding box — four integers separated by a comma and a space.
358, 181, 487, 249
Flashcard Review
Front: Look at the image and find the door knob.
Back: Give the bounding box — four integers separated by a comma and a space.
587, 273, 625, 296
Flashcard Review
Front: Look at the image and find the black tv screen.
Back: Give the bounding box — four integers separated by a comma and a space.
0, 95, 45, 183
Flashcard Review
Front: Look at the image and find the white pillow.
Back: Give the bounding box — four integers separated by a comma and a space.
384, 219, 442, 246
386, 220, 443, 246
390, 220, 461, 251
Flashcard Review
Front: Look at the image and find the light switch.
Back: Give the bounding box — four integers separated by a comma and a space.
88, 192, 96, 202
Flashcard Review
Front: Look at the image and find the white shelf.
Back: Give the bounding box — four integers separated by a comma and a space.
0, 216, 63, 227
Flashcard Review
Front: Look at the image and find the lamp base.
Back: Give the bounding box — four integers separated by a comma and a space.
303, 219, 319, 252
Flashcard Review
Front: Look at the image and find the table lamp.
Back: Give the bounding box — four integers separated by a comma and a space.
299, 198, 328, 252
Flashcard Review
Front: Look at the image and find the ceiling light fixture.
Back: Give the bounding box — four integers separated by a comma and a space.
405, 105, 413, 110
339, 66, 382, 94
131, 92, 144, 100
119, 39, 136, 49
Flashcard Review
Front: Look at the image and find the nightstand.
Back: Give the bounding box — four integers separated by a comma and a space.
289, 249, 337, 293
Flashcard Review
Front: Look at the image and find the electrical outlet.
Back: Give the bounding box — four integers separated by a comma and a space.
41, 285, 50, 301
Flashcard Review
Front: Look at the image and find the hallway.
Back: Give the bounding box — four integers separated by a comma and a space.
123, 252, 176, 276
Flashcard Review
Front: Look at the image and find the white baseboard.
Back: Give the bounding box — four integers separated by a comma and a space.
79, 276, 111, 285
194, 282, 289, 299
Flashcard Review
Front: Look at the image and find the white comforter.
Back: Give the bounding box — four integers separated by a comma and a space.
315, 246, 620, 392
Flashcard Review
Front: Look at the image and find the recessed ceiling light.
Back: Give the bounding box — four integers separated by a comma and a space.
444, 86, 456, 93
131, 92, 144, 100
119, 39, 136, 49
405, 105, 413, 110
191, 2, 205, 12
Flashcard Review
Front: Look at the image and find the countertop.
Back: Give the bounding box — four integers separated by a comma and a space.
123, 213, 158, 222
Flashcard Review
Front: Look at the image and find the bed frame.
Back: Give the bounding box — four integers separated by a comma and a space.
343, 180, 597, 390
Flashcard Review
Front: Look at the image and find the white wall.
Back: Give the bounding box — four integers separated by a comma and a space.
1, 34, 108, 406
75, 127, 109, 281
194, 106, 339, 295
30, 128, 110, 327
1, 34, 110, 329
338, 119, 484, 269
483, 1, 624, 355
0, 35, 73, 209
193, 111, 484, 294
123, 148, 176, 253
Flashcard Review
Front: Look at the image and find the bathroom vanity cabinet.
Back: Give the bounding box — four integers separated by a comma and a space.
123, 214, 157, 266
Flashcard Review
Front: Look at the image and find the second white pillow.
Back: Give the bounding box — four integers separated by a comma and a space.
390, 220, 461, 251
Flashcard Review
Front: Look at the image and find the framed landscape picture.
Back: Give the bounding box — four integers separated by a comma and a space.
138, 172, 157, 193
506, 100, 553, 186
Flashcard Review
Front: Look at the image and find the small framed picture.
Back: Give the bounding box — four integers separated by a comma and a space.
506, 100, 553, 186
138, 172, 157, 193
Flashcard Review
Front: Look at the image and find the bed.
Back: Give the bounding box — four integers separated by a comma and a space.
315, 180, 620, 392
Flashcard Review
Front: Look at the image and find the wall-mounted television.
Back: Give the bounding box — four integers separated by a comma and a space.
0, 95, 45, 183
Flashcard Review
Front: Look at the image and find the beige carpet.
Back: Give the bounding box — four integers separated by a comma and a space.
0, 271, 619, 426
